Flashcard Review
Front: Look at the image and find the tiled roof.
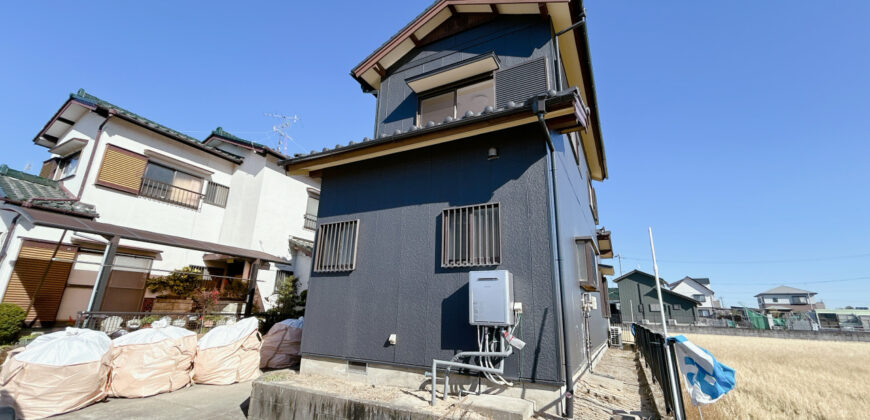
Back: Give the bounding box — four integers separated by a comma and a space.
70, 89, 243, 164
280, 88, 582, 166
206, 127, 286, 159
0, 165, 97, 217
755, 285, 816, 297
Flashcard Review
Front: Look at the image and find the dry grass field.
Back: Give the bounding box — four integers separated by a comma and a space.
678, 334, 870, 420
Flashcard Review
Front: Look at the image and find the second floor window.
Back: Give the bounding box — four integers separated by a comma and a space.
55, 152, 80, 180
204, 182, 230, 207
304, 191, 319, 231
693, 294, 706, 302
140, 162, 204, 208
418, 79, 494, 127
791, 296, 808, 305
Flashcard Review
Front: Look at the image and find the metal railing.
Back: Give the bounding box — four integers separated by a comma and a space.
632, 323, 686, 418
139, 178, 203, 209
75, 311, 244, 334
303, 213, 317, 230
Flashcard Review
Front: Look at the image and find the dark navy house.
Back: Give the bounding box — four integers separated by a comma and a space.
280, 0, 612, 415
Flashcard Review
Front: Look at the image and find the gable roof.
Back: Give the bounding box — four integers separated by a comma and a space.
755, 285, 816, 297
669, 276, 714, 295
34, 90, 243, 164
347, 0, 606, 181
612, 269, 700, 304
203, 127, 286, 160
0, 165, 97, 218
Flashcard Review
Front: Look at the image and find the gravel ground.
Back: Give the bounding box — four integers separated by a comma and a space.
572, 348, 656, 419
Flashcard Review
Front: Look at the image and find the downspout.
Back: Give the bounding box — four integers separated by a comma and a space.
533, 97, 574, 418
0, 211, 21, 263
76, 111, 115, 199
552, 14, 587, 91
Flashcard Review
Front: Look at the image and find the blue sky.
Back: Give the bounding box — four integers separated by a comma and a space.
1, 1, 868, 308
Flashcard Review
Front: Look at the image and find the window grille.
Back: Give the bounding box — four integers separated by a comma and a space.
313, 220, 359, 272
204, 182, 230, 207
441, 203, 500, 268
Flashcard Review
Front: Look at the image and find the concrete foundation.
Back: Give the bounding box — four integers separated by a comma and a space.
298, 344, 609, 416
248, 376, 535, 420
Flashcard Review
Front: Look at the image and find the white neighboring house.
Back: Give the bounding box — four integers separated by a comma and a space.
0, 89, 318, 325
669, 276, 720, 317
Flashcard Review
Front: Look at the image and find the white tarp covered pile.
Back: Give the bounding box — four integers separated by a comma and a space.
0, 328, 112, 419
193, 317, 261, 385
110, 320, 197, 398
259, 317, 303, 369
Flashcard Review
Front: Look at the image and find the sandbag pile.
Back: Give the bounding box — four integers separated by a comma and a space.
260, 317, 303, 369
193, 317, 261, 385
0, 328, 112, 419
110, 320, 197, 398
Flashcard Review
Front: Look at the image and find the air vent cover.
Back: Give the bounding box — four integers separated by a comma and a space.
494, 57, 549, 108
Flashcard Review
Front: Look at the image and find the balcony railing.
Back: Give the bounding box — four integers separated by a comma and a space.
139, 178, 203, 209
303, 213, 317, 230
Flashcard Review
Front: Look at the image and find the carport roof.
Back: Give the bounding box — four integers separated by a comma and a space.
1, 205, 287, 263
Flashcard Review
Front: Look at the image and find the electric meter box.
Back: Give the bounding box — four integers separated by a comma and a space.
469, 270, 514, 326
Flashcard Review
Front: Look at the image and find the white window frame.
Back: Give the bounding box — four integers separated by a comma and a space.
55, 151, 81, 180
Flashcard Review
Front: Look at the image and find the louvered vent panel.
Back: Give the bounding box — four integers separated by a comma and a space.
494, 57, 549, 108
96, 145, 148, 194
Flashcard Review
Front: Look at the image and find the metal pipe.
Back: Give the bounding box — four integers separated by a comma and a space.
552, 14, 587, 91
0, 211, 21, 263
76, 112, 114, 199
534, 98, 575, 418
430, 338, 513, 406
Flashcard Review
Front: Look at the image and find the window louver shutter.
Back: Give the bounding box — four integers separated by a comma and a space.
494, 57, 550, 108
39, 158, 59, 179
1, 240, 77, 322
95, 145, 148, 194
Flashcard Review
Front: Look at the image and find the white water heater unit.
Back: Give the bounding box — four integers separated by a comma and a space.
469, 270, 514, 326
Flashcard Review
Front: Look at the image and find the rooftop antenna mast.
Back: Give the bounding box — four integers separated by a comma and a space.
264, 113, 300, 155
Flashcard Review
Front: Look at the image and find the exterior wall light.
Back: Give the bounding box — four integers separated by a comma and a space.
488, 147, 499, 160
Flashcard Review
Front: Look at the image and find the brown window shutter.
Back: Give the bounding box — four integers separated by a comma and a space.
1, 240, 78, 323
39, 158, 59, 179
95, 144, 148, 194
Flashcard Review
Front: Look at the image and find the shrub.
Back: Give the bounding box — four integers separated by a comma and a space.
146, 266, 202, 298
257, 274, 306, 333
0, 303, 26, 344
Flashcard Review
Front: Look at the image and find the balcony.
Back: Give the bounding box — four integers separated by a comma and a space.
139, 178, 203, 209
303, 213, 317, 230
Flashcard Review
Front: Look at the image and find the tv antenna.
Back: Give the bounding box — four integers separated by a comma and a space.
264, 113, 301, 155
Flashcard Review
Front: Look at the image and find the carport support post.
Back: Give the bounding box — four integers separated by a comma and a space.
87, 235, 120, 313
243, 259, 260, 317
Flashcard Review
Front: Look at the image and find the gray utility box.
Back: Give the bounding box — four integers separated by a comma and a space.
469, 270, 514, 326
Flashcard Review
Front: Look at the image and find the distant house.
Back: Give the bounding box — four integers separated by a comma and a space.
755, 285, 824, 313
0, 90, 318, 326
669, 276, 720, 317
614, 270, 699, 325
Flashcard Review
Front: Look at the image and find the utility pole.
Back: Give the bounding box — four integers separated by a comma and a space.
649, 227, 684, 420
615, 253, 624, 276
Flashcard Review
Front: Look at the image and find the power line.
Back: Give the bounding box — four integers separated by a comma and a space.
617, 252, 870, 265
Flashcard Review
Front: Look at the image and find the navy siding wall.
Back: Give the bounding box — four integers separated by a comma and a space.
375, 16, 555, 137
548, 130, 609, 376
301, 126, 566, 383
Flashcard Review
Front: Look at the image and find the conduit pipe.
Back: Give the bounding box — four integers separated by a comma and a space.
428, 331, 513, 406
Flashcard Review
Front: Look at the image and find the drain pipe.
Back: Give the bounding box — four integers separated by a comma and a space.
75, 111, 114, 199
552, 13, 587, 91
533, 97, 575, 418
0, 211, 21, 263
